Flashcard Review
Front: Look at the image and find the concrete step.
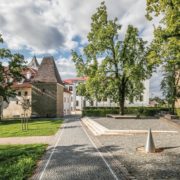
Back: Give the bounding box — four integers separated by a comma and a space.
82, 117, 179, 136
82, 118, 101, 135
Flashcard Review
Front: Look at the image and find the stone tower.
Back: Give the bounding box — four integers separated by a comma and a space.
32, 56, 64, 117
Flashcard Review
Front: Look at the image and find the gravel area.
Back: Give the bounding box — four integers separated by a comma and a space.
92, 117, 179, 131
90, 117, 180, 179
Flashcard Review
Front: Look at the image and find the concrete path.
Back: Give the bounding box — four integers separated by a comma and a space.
31, 116, 126, 180
0, 136, 53, 145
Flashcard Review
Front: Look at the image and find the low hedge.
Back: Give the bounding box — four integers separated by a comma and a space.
82, 107, 170, 117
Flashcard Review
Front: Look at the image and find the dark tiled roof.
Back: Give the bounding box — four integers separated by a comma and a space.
33, 56, 63, 85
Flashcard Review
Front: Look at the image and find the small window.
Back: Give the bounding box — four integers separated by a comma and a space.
24, 91, 28, 96
103, 98, 107, 101
90, 101, 93, 106
64, 97, 66, 102
42, 89, 45, 93
69, 86, 73, 91
18, 91, 21, 96
76, 100, 79, 106
16, 101, 18, 104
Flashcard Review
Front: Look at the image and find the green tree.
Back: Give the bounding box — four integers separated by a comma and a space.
146, 0, 180, 114
72, 2, 152, 115
0, 34, 25, 119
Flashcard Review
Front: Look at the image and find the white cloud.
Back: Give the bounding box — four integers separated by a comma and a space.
0, 0, 160, 54
0, 0, 162, 96
150, 67, 164, 98
55, 56, 77, 80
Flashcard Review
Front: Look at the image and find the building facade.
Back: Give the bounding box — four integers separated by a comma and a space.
31, 56, 64, 117
3, 56, 64, 118
63, 78, 150, 111
63, 89, 71, 115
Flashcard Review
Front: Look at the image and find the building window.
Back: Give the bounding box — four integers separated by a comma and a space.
76, 100, 79, 106
69, 86, 73, 91
90, 101, 93, 106
64, 97, 66, 102
24, 91, 28, 96
42, 89, 45, 93
103, 98, 107, 102
26, 72, 31, 80
18, 91, 21, 96
16, 101, 18, 104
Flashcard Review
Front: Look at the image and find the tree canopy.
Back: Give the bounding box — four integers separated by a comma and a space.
146, 0, 180, 114
72, 2, 152, 114
0, 34, 25, 102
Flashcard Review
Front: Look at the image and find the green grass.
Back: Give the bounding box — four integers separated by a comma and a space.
0, 144, 47, 180
0, 119, 63, 137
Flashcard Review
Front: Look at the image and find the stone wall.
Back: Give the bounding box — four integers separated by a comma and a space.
32, 83, 57, 117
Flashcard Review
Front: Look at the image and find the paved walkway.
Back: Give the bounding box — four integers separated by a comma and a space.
31, 116, 127, 180
0, 136, 54, 145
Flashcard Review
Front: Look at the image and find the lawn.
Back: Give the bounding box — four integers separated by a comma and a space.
0, 119, 63, 137
0, 144, 46, 180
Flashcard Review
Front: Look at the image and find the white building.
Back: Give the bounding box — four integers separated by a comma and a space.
63, 77, 150, 111
63, 77, 87, 111
63, 89, 71, 115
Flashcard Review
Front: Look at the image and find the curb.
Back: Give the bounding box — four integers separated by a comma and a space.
160, 117, 180, 131
82, 117, 179, 136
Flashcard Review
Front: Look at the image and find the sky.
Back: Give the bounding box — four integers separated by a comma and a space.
0, 0, 163, 97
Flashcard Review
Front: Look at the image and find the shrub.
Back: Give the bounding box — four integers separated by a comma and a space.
82, 107, 170, 117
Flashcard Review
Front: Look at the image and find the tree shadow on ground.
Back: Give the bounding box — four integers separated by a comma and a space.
114, 150, 180, 180
32, 144, 125, 180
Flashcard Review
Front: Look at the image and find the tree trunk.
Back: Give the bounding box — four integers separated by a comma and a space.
172, 98, 175, 115
118, 79, 126, 115
0, 97, 3, 121
119, 100, 125, 115
172, 67, 176, 115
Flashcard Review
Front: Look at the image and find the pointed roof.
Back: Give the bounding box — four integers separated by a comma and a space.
28, 56, 40, 70
33, 56, 63, 85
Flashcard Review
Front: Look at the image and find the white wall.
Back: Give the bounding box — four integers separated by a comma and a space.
63, 92, 71, 115
65, 79, 149, 110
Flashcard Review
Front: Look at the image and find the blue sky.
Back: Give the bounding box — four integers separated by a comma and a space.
0, 0, 163, 97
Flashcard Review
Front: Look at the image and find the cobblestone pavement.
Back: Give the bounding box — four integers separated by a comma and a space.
92, 117, 179, 131
90, 117, 180, 180
31, 116, 129, 180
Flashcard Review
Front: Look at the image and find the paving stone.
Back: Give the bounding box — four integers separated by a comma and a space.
32, 116, 128, 180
